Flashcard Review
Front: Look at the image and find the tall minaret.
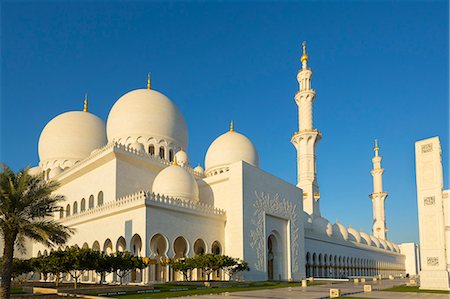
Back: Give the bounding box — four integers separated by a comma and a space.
369, 139, 388, 239
291, 41, 321, 216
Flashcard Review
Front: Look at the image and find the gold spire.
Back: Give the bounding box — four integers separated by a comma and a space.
374, 139, 380, 156
230, 120, 234, 132
83, 94, 88, 112
172, 154, 178, 166
147, 72, 151, 89
301, 41, 308, 63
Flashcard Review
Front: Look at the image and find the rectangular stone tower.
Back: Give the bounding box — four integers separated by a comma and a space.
415, 136, 450, 290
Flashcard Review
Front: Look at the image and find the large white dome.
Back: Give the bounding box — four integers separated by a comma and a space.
152, 164, 199, 201
205, 127, 259, 175
106, 89, 188, 149
38, 111, 107, 169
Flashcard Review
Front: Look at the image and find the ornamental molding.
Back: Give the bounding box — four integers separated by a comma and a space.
421, 143, 433, 153
427, 257, 439, 266
249, 191, 300, 273
424, 196, 436, 206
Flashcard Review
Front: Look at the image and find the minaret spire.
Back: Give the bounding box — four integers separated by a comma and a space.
370, 139, 388, 239
147, 72, 151, 89
301, 41, 309, 69
291, 41, 321, 216
83, 94, 88, 112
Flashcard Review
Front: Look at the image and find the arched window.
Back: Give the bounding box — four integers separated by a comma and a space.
149, 145, 155, 156
98, 191, 104, 206
59, 207, 64, 219
169, 149, 174, 162
73, 201, 78, 214
89, 195, 94, 209
65, 204, 70, 217
159, 147, 165, 159
211, 241, 222, 255
81, 198, 86, 212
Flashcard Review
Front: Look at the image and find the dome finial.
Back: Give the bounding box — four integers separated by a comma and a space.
83, 94, 88, 112
230, 120, 234, 132
147, 72, 151, 90
172, 154, 178, 166
374, 139, 380, 156
301, 41, 308, 64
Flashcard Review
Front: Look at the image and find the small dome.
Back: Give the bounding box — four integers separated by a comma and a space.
38, 111, 107, 169
152, 164, 199, 201
129, 141, 145, 153
175, 149, 189, 167
370, 235, 380, 248
393, 243, 400, 252
107, 89, 188, 150
48, 166, 63, 179
193, 165, 204, 175
385, 240, 394, 251
379, 238, 388, 250
28, 166, 41, 176
347, 227, 361, 243
332, 222, 348, 240
312, 216, 333, 237
205, 126, 258, 175
360, 231, 371, 245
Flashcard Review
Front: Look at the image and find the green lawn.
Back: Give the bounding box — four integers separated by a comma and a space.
382, 285, 450, 294
11, 288, 26, 295
111, 281, 324, 298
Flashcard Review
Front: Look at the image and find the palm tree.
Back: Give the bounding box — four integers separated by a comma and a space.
0, 164, 73, 299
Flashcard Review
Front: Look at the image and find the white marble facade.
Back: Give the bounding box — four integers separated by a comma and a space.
9, 44, 412, 283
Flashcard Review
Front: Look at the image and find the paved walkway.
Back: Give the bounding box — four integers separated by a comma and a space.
175, 279, 449, 299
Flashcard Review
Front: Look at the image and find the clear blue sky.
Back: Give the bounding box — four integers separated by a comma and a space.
1, 1, 448, 245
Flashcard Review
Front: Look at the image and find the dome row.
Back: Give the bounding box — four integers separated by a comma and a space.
37, 87, 259, 182
306, 214, 399, 252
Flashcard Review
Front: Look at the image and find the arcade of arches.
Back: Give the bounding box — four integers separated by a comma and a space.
304, 252, 404, 278
36, 234, 224, 284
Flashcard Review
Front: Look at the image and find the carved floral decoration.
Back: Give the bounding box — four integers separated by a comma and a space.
250, 191, 300, 273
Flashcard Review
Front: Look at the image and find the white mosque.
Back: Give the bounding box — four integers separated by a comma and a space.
24, 43, 410, 283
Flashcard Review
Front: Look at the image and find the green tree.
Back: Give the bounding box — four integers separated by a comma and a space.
95, 252, 113, 285
221, 256, 249, 280
0, 258, 33, 280
171, 257, 195, 280
110, 252, 147, 284
60, 246, 98, 288
0, 164, 73, 298
193, 254, 222, 280
45, 250, 68, 286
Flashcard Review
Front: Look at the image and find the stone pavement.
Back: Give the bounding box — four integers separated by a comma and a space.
175, 279, 449, 299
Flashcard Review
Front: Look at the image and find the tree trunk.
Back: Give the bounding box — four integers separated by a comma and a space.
1, 232, 17, 299
100, 272, 104, 285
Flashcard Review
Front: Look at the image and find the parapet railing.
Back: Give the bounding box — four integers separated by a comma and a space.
60, 190, 225, 223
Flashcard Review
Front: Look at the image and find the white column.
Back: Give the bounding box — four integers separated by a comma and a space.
415, 137, 450, 290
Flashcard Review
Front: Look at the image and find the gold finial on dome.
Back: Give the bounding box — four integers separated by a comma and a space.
83, 94, 88, 112
147, 72, 151, 90
301, 41, 308, 63
230, 120, 234, 132
172, 154, 178, 166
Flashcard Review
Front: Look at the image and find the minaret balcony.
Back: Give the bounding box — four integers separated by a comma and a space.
292, 129, 322, 137
291, 129, 322, 145
295, 89, 316, 97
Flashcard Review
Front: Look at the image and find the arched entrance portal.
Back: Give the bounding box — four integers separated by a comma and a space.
267, 234, 278, 280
